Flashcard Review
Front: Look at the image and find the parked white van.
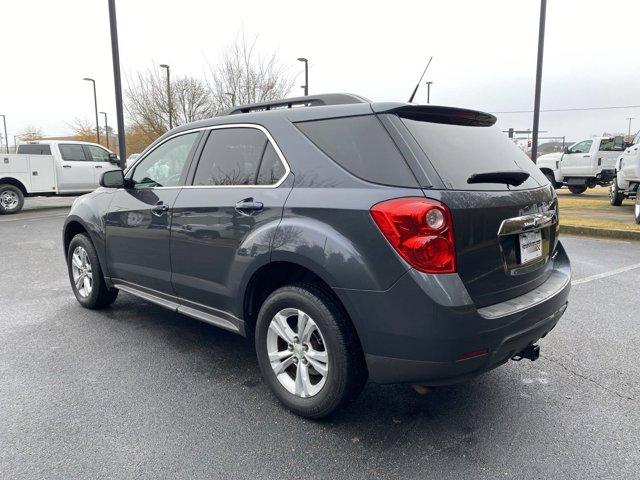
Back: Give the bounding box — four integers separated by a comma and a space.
0, 140, 120, 214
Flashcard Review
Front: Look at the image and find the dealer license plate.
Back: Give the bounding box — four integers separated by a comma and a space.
519, 230, 542, 264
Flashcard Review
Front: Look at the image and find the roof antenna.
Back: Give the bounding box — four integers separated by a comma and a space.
408, 57, 433, 103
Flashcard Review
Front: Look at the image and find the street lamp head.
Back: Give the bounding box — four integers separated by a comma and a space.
83, 77, 94, 82
297, 57, 308, 63
159, 64, 170, 69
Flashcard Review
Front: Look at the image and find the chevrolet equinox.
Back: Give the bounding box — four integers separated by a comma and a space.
63, 94, 571, 418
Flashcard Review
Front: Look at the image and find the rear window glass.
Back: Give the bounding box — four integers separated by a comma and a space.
400, 118, 546, 190
295, 115, 418, 187
17, 144, 51, 155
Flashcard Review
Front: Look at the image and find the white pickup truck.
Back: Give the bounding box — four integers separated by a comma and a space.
0, 140, 120, 214
536, 136, 624, 194
610, 131, 640, 222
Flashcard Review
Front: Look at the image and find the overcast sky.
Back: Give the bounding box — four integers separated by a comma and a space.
2, 0, 639, 145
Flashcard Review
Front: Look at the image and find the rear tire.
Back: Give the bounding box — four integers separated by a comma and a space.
0, 184, 24, 214
568, 185, 587, 195
67, 233, 118, 309
635, 194, 640, 224
255, 284, 367, 419
610, 178, 623, 206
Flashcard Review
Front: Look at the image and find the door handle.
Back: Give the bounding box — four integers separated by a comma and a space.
582, 154, 590, 158
235, 198, 263, 214
633, 147, 638, 152
95, 165, 103, 169
62, 165, 72, 168
151, 202, 170, 216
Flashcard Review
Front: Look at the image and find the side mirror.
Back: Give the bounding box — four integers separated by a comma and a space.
563, 147, 570, 154
100, 169, 125, 188
108, 153, 119, 164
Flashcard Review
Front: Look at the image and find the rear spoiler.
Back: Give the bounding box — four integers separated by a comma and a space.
376, 104, 497, 127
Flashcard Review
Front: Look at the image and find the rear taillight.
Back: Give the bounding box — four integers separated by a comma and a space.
370, 197, 456, 274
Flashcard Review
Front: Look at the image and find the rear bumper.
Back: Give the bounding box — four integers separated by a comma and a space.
334, 242, 571, 385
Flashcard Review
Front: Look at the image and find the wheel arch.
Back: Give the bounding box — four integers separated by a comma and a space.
63, 215, 112, 283
242, 260, 364, 353
63, 218, 89, 255
0, 177, 27, 196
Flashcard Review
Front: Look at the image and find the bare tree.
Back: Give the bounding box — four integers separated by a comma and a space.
67, 117, 97, 143
19, 125, 44, 141
125, 68, 215, 136
207, 31, 295, 112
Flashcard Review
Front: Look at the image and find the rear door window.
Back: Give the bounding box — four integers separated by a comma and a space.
256, 143, 286, 185
400, 118, 545, 190
192, 128, 282, 186
59, 144, 88, 161
17, 144, 51, 155
295, 115, 418, 187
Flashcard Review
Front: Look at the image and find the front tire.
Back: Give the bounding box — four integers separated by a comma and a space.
568, 185, 587, 195
0, 184, 24, 214
610, 178, 624, 206
67, 233, 118, 309
255, 284, 367, 419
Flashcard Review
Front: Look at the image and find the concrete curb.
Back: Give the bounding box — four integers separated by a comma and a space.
560, 224, 640, 241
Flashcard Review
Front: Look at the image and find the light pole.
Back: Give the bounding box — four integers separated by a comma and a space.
530, 0, 547, 163
83, 78, 100, 144
159, 64, 172, 129
100, 111, 109, 149
626, 117, 634, 137
425, 81, 433, 104
108, 0, 126, 167
297, 57, 308, 96
0, 114, 8, 153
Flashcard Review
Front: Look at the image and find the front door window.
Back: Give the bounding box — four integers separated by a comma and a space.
131, 132, 199, 188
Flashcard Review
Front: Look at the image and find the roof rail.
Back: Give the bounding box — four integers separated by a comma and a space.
225, 93, 370, 115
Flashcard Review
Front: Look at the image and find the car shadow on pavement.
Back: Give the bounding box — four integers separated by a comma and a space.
99, 292, 518, 443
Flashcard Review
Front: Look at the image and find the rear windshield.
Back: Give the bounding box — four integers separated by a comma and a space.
400, 117, 546, 190
17, 144, 51, 155
295, 115, 418, 188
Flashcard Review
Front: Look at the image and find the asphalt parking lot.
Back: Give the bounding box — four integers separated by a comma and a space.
1, 207, 638, 479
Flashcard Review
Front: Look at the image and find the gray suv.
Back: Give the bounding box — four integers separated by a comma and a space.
63, 94, 571, 418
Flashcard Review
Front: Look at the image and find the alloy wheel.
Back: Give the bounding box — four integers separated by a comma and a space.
71, 246, 93, 298
266, 308, 329, 398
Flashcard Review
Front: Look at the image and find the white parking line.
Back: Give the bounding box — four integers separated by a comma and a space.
572, 262, 640, 286
0, 213, 67, 223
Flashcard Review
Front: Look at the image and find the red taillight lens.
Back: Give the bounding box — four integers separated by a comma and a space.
370, 197, 456, 274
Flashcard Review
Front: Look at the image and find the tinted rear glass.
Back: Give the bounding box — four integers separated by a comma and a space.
295, 115, 418, 187
17, 144, 51, 155
400, 118, 546, 190
193, 128, 267, 186
256, 143, 286, 185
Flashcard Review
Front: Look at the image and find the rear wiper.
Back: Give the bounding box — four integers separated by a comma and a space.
467, 169, 530, 187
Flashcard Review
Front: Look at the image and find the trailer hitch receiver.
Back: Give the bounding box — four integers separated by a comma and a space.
511, 344, 540, 362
